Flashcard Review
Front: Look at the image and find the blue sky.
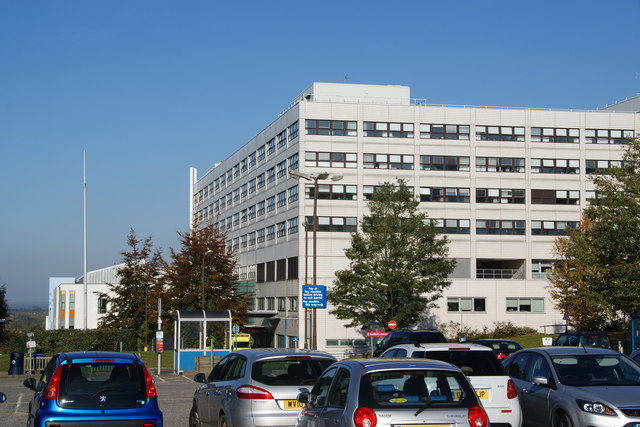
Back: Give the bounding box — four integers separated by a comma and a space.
1, 0, 639, 306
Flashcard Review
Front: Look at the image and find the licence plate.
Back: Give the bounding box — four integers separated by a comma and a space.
454, 390, 489, 399
282, 399, 305, 410
395, 425, 452, 427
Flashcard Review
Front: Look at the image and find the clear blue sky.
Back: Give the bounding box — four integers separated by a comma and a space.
1, 0, 639, 306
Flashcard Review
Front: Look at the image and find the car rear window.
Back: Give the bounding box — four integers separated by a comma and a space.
486, 341, 521, 351
252, 357, 334, 386
411, 350, 505, 376
358, 369, 477, 409
58, 362, 147, 409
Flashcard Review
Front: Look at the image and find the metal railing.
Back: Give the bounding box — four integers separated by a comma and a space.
476, 269, 525, 279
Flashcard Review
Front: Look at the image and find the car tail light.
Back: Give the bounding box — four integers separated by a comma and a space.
496, 353, 507, 360
448, 347, 471, 351
354, 406, 377, 427
467, 405, 488, 427
236, 385, 274, 399
142, 365, 157, 399
44, 365, 63, 400
507, 379, 517, 399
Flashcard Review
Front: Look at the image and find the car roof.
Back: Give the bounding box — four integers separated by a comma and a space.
559, 331, 608, 335
475, 339, 519, 344
337, 357, 463, 373
226, 348, 336, 360
521, 346, 620, 356
386, 342, 493, 352
56, 351, 142, 362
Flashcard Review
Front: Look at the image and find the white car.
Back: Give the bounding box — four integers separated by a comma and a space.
381, 342, 522, 427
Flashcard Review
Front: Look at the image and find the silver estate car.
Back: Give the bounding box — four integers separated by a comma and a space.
189, 349, 336, 427
503, 346, 640, 427
296, 358, 489, 427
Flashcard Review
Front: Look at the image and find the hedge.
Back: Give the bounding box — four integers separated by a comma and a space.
0, 329, 138, 354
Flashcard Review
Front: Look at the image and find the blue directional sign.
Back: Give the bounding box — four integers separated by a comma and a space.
302, 285, 327, 308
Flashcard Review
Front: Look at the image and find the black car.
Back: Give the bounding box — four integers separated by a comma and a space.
474, 339, 523, 360
372, 329, 447, 357
553, 331, 612, 349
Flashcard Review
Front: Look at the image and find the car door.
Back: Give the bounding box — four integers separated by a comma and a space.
27, 356, 58, 427
198, 354, 234, 426
207, 355, 247, 426
317, 367, 351, 427
297, 366, 338, 427
506, 352, 535, 424
521, 353, 553, 427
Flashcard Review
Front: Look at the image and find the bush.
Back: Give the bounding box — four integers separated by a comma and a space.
0, 329, 138, 354
440, 321, 537, 341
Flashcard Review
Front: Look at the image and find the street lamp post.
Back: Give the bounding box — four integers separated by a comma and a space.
202, 250, 214, 310
379, 282, 394, 320
289, 170, 343, 349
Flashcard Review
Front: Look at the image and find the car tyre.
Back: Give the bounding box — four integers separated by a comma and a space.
189, 404, 202, 427
553, 411, 573, 427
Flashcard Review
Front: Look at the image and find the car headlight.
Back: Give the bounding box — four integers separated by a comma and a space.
576, 399, 617, 416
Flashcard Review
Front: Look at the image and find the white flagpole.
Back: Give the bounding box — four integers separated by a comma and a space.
83, 151, 88, 330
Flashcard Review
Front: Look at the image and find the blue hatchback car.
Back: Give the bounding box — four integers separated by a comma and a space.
23, 351, 163, 427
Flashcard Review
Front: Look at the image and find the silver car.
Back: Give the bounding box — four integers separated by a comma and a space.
296, 358, 489, 427
503, 346, 640, 427
189, 349, 336, 427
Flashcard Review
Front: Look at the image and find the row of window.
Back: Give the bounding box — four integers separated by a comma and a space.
419, 188, 580, 205
447, 297, 545, 313
306, 120, 634, 144
255, 296, 299, 312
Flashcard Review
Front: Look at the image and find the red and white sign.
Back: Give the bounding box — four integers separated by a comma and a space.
388, 320, 397, 329
366, 332, 390, 337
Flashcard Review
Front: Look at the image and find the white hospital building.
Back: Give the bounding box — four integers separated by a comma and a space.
189, 82, 639, 357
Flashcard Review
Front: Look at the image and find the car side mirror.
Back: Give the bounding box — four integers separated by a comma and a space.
193, 373, 207, 383
23, 378, 37, 390
297, 388, 310, 404
0, 392, 6, 403
532, 376, 549, 387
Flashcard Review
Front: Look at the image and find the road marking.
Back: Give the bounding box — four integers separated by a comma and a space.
153, 374, 167, 383
15, 394, 23, 415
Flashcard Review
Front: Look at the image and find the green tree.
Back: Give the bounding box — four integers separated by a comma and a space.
163, 224, 252, 327
328, 179, 455, 330
101, 229, 165, 348
549, 137, 640, 327
0, 285, 9, 345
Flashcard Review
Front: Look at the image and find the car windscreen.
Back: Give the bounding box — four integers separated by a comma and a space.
552, 354, 640, 386
252, 357, 334, 386
358, 369, 477, 409
411, 350, 505, 376
58, 362, 147, 409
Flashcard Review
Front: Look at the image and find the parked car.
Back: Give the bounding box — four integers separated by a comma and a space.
503, 346, 640, 427
474, 339, 523, 360
189, 348, 336, 427
296, 358, 489, 427
381, 342, 521, 427
553, 331, 613, 349
0, 392, 5, 403
629, 349, 640, 364
23, 351, 162, 427
372, 329, 447, 357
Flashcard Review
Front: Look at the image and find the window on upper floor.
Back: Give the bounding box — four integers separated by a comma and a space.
420, 155, 470, 171
433, 219, 471, 234
288, 185, 298, 203
267, 138, 276, 156
363, 185, 383, 201
257, 228, 265, 243
277, 130, 287, 150
305, 216, 358, 232
476, 188, 525, 204
248, 231, 256, 247
249, 153, 256, 169
531, 189, 579, 205
257, 201, 265, 217
531, 158, 579, 174
306, 119, 357, 136
241, 209, 247, 224
531, 220, 578, 236
277, 191, 287, 208
420, 187, 470, 203
420, 124, 469, 140
241, 158, 247, 174
585, 159, 627, 174
277, 161, 287, 179
288, 153, 299, 171
288, 121, 299, 141
476, 219, 526, 235
226, 169, 233, 184
267, 196, 276, 212
267, 167, 276, 184
248, 178, 256, 195
234, 163, 240, 179
248, 204, 256, 220
585, 129, 634, 144
266, 225, 276, 241
257, 173, 265, 189
532, 259, 555, 279
364, 122, 414, 138
306, 184, 357, 200
288, 217, 298, 234
476, 157, 525, 172
507, 297, 544, 313
363, 153, 414, 170
475, 125, 525, 141
531, 127, 579, 143
257, 146, 266, 162
305, 151, 357, 168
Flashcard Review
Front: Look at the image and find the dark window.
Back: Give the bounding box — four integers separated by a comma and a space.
420, 123, 469, 140
476, 157, 525, 172
266, 261, 275, 281
410, 350, 504, 376
420, 156, 470, 171
420, 187, 470, 203
277, 259, 287, 281
287, 257, 298, 280
257, 263, 265, 283
476, 220, 526, 235
305, 152, 357, 168
531, 189, 579, 205
475, 125, 525, 142
476, 188, 525, 204
531, 127, 579, 143
363, 153, 414, 170
531, 158, 579, 174
306, 119, 357, 136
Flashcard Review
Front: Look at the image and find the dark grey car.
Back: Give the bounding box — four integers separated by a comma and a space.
503, 347, 640, 427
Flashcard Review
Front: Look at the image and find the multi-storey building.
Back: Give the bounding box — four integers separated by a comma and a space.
189, 83, 639, 357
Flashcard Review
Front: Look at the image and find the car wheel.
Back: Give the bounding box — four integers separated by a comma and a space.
553, 411, 573, 427
189, 404, 202, 427
219, 413, 228, 427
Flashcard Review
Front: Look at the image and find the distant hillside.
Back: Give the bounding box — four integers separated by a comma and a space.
7, 306, 47, 331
